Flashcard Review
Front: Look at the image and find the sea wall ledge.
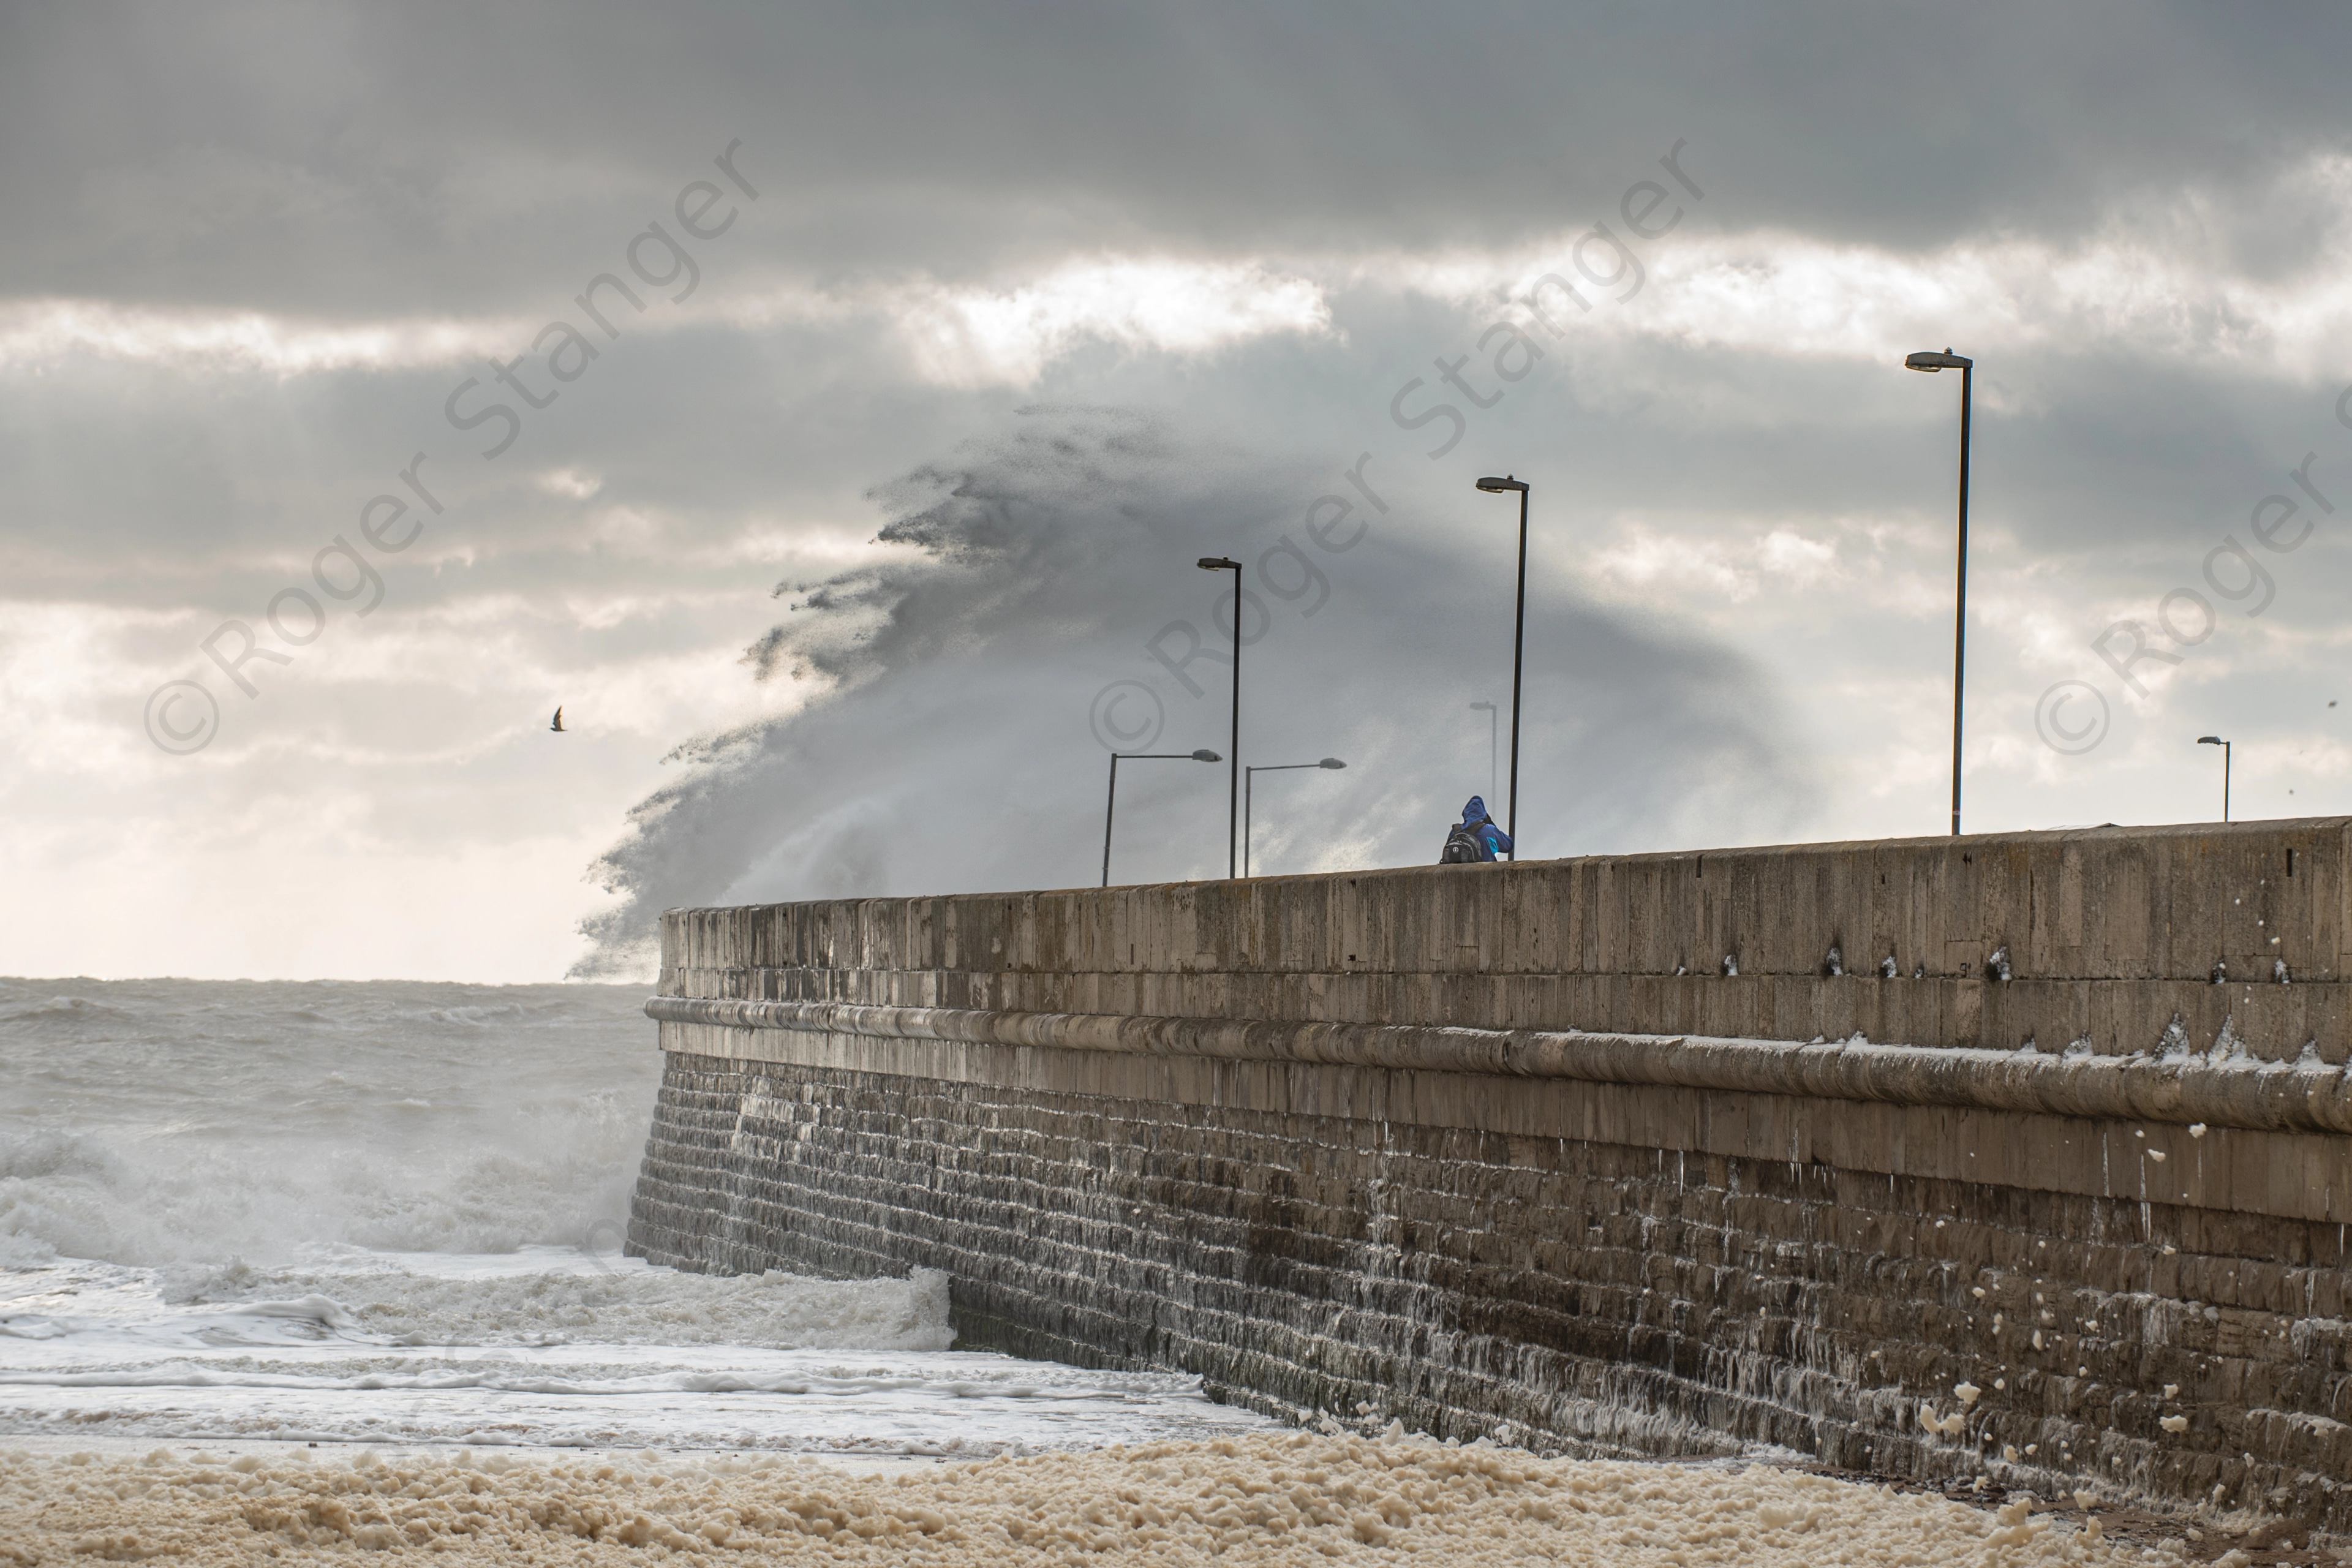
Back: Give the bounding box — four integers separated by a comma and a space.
643, 994, 2352, 1136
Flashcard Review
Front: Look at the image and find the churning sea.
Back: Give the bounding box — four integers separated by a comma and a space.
0, 978, 1265, 1457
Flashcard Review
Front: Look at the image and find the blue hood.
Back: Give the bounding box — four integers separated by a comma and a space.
1463, 796, 1488, 823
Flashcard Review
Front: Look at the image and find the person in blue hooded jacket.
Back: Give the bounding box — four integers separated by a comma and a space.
1458, 796, 1511, 861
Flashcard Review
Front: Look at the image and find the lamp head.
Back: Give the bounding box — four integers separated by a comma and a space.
1469, 701, 1495, 711
1474, 475, 1528, 493
1904, 349, 1973, 372
1191, 748, 1221, 762
2198, 736, 2224, 746
1317, 757, 1346, 769
1196, 556, 1240, 571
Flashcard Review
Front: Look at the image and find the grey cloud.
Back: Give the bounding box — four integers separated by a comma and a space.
5, 2, 2352, 314
15, 252, 2342, 720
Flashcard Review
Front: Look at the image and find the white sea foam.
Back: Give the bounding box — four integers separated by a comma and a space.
161, 1250, 959, 1354
0, 1249, 1246, 1453
0, 978, 1276, 1455
20, 1250, 955, 1353
0, 1435, 2165, 1566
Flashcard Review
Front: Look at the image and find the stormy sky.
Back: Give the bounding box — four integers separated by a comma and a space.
6, 2, 2351, 980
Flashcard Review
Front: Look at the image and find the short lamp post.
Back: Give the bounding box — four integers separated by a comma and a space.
1472, 476, 1531, 859
1197, 556, 1243, 876
2198, 735, 2231, 823
1243, 758, 1346, 877
1903, 347, 1974, 836
1103, 748, 1221, 887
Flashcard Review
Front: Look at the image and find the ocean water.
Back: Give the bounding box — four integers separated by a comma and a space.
0, 978, 1264, 1455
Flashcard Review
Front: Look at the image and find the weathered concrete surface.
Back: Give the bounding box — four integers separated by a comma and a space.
628, 820, 2352, 1528
654, 818, 2352, 1065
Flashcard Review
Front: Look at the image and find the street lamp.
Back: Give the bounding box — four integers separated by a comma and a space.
2198, 735, 2231, 823
1903, 347, 1974, 836
1469, 701, 1496, 804
1472, 475, 1530, 860
1102, 748, 1221, 887
1197, 556, 1243, 877
1243, 758, 1346, 877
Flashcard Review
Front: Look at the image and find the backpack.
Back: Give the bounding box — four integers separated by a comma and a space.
1440, 821, 1487, 864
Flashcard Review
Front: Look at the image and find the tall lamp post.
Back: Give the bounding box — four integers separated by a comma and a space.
1469, 701, 1496, 804
1102, 748, 1221, 887
2198, 735, 2231, 823
1903, 347, 1974, 836
1472, 476, 1530, 860
1196, 556, 1243, 876
1244, 757, 1346, 876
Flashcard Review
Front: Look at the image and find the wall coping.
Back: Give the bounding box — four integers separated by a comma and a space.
644, 995, 2352, 1136
663, 814, 2352, 909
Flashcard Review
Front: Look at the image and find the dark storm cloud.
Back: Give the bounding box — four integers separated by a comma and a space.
572, 407, 1807, 974
6, 2, 2351, 312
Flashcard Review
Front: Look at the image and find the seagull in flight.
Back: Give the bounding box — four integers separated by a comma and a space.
551, 706, 565, 733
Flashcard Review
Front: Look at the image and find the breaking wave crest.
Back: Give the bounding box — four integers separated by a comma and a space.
148, 1256, 956, 1352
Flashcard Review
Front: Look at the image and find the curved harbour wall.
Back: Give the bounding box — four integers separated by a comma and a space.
628, 820, 2352, 1526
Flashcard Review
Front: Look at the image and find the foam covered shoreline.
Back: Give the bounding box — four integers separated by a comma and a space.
0, 1431, 2185, 1565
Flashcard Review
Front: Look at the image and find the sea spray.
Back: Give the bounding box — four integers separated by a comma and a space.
0, 978, 652, 1265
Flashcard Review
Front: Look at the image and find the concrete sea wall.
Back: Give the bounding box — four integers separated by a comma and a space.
627, 820, 2352, 1528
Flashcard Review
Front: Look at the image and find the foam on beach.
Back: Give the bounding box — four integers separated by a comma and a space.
0, 1431, 2177, 1566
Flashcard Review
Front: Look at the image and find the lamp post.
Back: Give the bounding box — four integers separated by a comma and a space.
1244, 758, 1346, 877
1102, 748, 1222, 887
1903, 347, 1974, 837
1472, 476, 1530, 859
1469, 701, 1496, 804
1196, 556, 1243, 876
2198, 735, 2231, 823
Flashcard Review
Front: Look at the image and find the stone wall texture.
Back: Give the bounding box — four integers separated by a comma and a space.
627, 821, 2352, 1529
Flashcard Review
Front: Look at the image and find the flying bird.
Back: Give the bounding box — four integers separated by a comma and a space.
551, 707, 565, 732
